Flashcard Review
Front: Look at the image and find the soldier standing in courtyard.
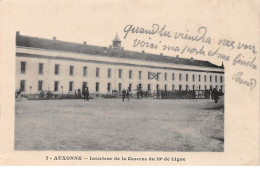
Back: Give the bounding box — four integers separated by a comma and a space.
137, 89, 140, 99
212, 88, 219, 103
83, 87, 86, 101
126, 89, 130, 101
122, 89, 126, 101
86, 87, 89, 101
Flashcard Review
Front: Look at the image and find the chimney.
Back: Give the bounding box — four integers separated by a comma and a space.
53, 36, 56, 40
83, 41, 87, 45
176, 55, 180, 62
221, 61, 224, 67
190, 57, 194, 63
16, 31, 20, 36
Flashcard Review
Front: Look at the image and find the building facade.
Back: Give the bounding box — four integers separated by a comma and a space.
16, 32, 224, 95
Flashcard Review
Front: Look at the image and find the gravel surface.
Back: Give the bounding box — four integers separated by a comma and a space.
15, 97, 224, 151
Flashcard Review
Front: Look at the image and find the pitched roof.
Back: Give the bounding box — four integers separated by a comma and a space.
113, 33, 121, 42
16, 34, 224, 69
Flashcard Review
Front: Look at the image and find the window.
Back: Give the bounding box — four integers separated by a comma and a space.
108, 68, 111, 78
215, 76, 218, 82
199, 85, 201, 91
210, 75, 212, 82
204, 85, 207, 90
210, 85, 213, 90
70, 66, 74, 76
148, 84, 151, 91
55, 64, 59, 75
38, 81, 43, 91
172, 73, 175, 80
96, 68, 100, 77
186, 85, 188, 91
82, 82, 87, 90
193, 85, 195, 90
221, 85, 223, 91
38, 63, 43, 74
192, 74, 195, 82
164, 84, 167, 90
21, 61, 26, 73
179, 74, 182, 81
216, 85, 218, 89
20, 80, 25, 91
204, 75, 207, 82
128, 84, 132, 91
156, 84, 159, 90
179, 85, 182, 91
107, 83, 111, 91
118, 83, 122, 92
139, 71, 142, 80
83, 66, 87, 77
148, 72, 151, 79
138, 84, 142, 90
129, 70, 132, 79
54, 81, 59, 91
220, 76, 223, 83
164, 73, 167, 80
172, 85, 175, 91
96, 82, 99, 92
186, 74, 188, 81
119, 69, 122, 78
69, 81, 73, 91
199, 75, 201, 82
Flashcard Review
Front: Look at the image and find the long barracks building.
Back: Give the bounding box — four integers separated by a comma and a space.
16, 32, 225, 95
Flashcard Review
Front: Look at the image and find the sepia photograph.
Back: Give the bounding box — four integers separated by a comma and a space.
14, 30, 224, 151
0, 0, 259, 166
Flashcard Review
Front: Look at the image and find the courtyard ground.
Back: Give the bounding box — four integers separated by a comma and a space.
15, 97, 224, 151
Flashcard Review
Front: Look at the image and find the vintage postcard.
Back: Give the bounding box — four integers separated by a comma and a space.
0, 0, 259, 165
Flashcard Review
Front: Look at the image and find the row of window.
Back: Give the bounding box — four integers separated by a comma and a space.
20, 62, 224, 83
19, 80, 224, 93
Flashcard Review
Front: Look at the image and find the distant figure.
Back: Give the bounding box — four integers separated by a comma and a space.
83, 87, 89, 101
16, 89, 22, 102
195, 90, 199, 99
126, 89, 130, 101
77, 89, 81, 98
83, 87, 86, 101
198, 90, 202, 99
177, 90, 180, 100
40, 90, 45, 99
86, 87, 89, 101
140, 90, 143, 99
122, 89, 126, 101
212, 88, 219, 103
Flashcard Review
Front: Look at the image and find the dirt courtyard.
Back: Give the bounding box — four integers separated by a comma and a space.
15, 97, 224, 151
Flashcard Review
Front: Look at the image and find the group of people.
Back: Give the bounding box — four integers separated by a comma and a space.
15, 86, 222, 104
120, 88, 223, 103
121, 89, 130, 101
154, 89, 223, 100
82, 87, 90, 101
